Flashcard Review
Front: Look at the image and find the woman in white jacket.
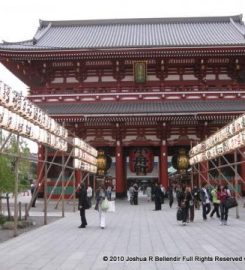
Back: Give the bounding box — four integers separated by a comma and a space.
95, 185, 108, 229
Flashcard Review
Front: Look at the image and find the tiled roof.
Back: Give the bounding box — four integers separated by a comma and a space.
38, 100, 245, 116
1, 15, 245, 50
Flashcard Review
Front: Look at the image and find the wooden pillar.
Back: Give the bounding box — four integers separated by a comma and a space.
159, 140, 168, 188
198, 125, 209, 186
75, 169, 81, 187
37, 144, 45, 183
116, 140, 124, 197
199, 161, 209, 186
37, 144, 45, 196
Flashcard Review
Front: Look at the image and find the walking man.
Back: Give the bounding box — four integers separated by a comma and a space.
200, 183, 211, 221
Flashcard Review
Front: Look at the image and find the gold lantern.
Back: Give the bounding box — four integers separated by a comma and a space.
177, 148, 189, 174
97, 150, 107, 177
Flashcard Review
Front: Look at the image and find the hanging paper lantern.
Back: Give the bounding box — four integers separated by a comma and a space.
97, 150, 107, 176
129, 148, 153, 175
172, 148, 189, 174
2, 84, 11, 107
0, 82, 4, 104
74, 158, 81, 169
0, 107, 6, 127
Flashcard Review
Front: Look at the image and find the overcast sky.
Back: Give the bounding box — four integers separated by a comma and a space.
0, 0, 245, 93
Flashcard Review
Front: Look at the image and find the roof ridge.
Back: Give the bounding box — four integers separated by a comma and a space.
230, 18, 245, 38
33, 23, 52, 45
39, 14, 243, 27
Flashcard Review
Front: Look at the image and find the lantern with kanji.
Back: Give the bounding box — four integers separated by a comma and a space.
97, 150, 107, 177
129, 148, 153, 175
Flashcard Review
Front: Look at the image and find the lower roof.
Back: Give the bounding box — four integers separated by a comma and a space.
38, 99, 245, 117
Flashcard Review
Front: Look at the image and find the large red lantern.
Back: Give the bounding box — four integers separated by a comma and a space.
129, 148, 153, 175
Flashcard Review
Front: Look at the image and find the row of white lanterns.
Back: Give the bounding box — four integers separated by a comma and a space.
73, 137, 98, 173
74, 147, 97, 165
0, 81, 68, 139
73, 158, 97, 173
0, 106, 67, 151
190, 131, 245, 165
0, 80, 98, 174
73, 137, 98, 157
190, 114, 245, 158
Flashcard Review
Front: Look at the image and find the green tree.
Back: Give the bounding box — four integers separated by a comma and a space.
0, 146, 15, 215
0, 131, 32, 214
0, 132, 31, 193
0, 155, 15, 193
8, 136, 31, 191
0, 130, 15, 195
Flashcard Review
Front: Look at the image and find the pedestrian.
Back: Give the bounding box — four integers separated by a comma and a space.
179, 186, 192, 225
106, 185, 112, 201
87, 185, 93, 208
146, 185, 152, 202
187, 186, 195, 222
176, 184, 182, 208
30, 180, 37, 207
160, 184, 166, 204
210, 185, 221, 219
128, 184, 134, 205
133, 183, 139, 205
153, 182, 164, 210
77, 183, 89, 228
168, 184, 174, 208
192, 186, 200, 210
224, 185, 231, 196
200, 183, 211, 221
95, 184, 108, 229
217, 185, 229, 225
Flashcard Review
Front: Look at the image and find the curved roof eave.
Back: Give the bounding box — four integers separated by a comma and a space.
39, 14, 243, 27
1, 44, 245, 56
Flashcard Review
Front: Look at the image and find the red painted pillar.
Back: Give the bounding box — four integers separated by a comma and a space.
37, 144, 45, 184
198, 131, 209, 186
37, 144, 45, 196
199, 161, 209, 186
116, 140, 124, 197
75, 169, 82, 187
160, 140, 169, 188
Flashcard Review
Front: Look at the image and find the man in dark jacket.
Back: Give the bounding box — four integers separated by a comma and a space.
76, 183, 88, 228
153, 182, 164, 210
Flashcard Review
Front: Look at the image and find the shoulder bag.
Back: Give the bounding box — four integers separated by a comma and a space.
224, 197, 238, 209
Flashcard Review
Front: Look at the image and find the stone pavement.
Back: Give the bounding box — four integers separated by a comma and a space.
1, 195, 245, 270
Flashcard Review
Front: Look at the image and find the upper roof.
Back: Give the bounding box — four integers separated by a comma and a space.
1, 15, 245, 51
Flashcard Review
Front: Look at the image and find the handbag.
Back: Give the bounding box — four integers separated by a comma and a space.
84, 197, 91, 209
107, 201, 116, 212
177, 208, 183, 221
101, 198, 109, 211
224, 197, 238, 209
